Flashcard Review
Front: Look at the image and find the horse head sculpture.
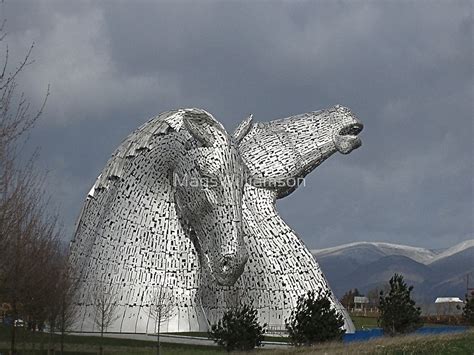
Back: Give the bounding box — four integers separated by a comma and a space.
238, 105, 363, 198
173, 109, 251, 286
70, 105, 363, 334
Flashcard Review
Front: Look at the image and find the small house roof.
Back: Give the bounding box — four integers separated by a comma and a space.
434, 297, 464, 303
354, 296, 369, 303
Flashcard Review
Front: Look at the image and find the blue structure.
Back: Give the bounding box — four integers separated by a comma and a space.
343, 326, 469, 343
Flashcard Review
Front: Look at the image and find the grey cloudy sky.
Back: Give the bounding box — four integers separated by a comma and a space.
4, 0, 472, 249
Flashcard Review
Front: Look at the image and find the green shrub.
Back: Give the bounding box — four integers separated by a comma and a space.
208, 305, 266, 352
286, 289, 345, 346
378, 273, 422, 336
462, 292, 474, 325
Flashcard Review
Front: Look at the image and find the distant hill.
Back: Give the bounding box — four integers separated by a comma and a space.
312, 239, 474, 302
313, 241, 438, 264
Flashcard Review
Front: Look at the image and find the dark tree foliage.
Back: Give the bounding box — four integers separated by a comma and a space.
462, 292, 474, 325
378, 273, 422, 336
208, 305, 266, 352
286, 290, 345, 346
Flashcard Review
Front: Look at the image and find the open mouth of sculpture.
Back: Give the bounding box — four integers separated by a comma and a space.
334, 122, 363, 154
339, 123, 363, 137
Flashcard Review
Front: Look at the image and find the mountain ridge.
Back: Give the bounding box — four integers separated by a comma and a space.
312, 239, 473, 301
312, 241, 439, 264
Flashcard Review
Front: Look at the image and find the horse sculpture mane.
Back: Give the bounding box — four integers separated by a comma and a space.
70, 106, 363, 333
92, 110, 183, 189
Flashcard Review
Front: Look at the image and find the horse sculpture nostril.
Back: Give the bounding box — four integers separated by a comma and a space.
222, 259, 229, 273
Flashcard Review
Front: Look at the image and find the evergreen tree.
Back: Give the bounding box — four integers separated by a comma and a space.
286, 289, 345, 346
462, 292, 474, 325
209, 305, 266, 352
378, 273, 422, 336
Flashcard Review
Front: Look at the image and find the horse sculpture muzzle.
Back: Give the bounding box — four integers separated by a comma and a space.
213, 222, 248, 285
330, 105, 364, 154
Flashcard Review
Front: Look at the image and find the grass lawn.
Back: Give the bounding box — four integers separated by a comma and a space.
272, 329, 474, 354
0, 325, 224, 354
350, 314, 462, 331
350, 315, 379, 330
1, 324, 473, 354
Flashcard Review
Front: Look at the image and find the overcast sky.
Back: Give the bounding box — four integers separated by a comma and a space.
3, 0, 472, 249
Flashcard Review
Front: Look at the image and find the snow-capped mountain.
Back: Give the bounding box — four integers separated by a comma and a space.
312, 241, 438, 264
427, 239, 474, 264
312, 239, 474, 301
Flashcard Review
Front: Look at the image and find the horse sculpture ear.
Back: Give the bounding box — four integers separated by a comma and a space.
182, 109, 227, 147
232, 114, 253, 144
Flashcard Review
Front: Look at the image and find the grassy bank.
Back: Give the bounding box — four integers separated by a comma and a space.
0, 325, 222, 354
350, 314, 457, 331
0, 343, 222, 355
272, 329, 474, 354
1, 324, 472, 354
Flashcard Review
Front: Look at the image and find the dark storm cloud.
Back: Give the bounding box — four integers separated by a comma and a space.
4, 0, 472, 248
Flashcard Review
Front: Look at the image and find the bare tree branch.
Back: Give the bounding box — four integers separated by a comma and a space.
0, 9, 57, 355
90, 285, 120, 355
147, 283, 176, 355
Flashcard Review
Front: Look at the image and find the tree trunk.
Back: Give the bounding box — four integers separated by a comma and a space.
10, 301, 17, 355
60, 329, 65, 355
32, 333, 36, 352
31, 325, 36, 353
100, 328, 104, 355
156, 328, 160, 355
48, 326, 54, 355
10, 322, 16, 355
157, 313, 161, 355
40, 328, 45, 353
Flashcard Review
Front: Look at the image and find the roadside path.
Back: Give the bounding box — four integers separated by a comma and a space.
70, 332, 291, 349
